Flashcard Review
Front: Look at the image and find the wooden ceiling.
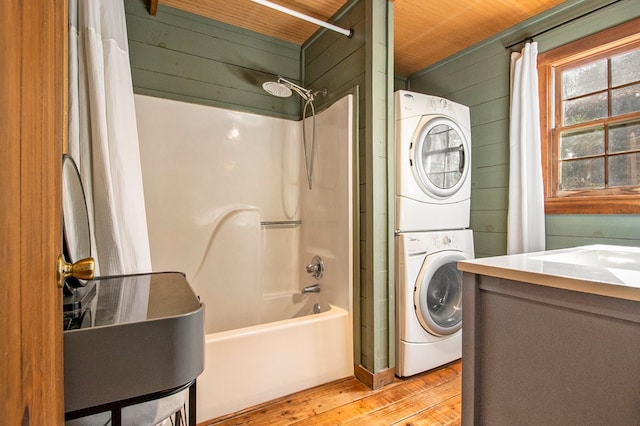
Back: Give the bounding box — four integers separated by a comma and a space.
156, 0, 566, 77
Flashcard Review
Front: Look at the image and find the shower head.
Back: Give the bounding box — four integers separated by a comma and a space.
262, 81, 292, 98
262, 77, 325, 102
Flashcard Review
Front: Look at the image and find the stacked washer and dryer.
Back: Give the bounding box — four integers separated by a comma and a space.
394, 90, 475, 377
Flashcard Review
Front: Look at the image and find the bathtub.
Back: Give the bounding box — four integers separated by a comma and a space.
136, 93, 356, 423
195, 302, 353, 423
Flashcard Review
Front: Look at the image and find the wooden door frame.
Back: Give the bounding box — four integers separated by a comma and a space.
1, 1, 66, 423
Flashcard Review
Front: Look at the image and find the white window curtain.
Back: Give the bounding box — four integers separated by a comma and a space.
507, 42, 546, 254
68, 0, 151, 275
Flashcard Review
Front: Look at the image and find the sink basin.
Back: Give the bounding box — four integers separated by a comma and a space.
530, 245, 640, 272
64, 272, 204, 414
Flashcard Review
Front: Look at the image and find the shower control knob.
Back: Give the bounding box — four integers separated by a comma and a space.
305, 255, 324, 279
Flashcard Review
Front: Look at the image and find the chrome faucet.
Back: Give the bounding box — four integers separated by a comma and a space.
301, 283, 321, 294
306, 256, 324, 279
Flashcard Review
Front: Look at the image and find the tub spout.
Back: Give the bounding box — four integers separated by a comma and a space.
301, 283, 321, 294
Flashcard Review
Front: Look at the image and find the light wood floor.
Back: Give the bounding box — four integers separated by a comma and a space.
202, 360, 461, 426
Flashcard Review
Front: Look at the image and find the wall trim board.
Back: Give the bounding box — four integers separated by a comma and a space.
354, 364, 396, 390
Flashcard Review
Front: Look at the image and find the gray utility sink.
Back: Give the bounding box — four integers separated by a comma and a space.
63, 272, 204, 414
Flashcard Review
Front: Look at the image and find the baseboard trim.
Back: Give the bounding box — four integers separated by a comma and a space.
354, 364, 395, 390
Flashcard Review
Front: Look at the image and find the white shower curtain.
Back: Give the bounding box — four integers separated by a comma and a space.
68, 0, 151, 275
507, 42, 546, 255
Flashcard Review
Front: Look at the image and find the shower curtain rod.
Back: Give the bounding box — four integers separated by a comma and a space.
504, 0, 623, 49
251, 0, 354, 38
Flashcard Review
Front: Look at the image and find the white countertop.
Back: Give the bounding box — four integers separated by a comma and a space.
458, 244, 640, 302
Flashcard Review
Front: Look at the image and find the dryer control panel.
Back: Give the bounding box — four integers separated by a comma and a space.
396, 90, 452, 119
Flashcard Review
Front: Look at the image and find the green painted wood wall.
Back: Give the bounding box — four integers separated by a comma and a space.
409, 0, 640, 258
303, 0, 368, 371
124, 0, 301, 120
303, 0, 393, 374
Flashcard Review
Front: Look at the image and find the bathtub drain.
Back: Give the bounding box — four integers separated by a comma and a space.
313, 303, 321, 314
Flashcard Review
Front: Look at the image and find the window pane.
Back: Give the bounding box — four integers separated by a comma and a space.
609, 122, 640, 153
609, 153, 640, 187
560, 128, 604, 159
611, 49, 640, 87
559, 158, 604, 190
563, 92, 608, 126
562, 59, 607, 99
611, 83, 640, 116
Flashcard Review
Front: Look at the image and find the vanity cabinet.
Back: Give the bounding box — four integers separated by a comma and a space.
458, 246, 640, 426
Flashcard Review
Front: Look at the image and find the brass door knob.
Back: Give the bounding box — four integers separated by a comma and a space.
57, 253, 95, 288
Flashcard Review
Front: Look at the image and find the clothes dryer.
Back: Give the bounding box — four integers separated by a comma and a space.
396, 229, 474, 377
395, 90, 472, 233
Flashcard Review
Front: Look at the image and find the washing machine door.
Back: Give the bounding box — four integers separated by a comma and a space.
410, 117, 470, 199
414, 250, 465, 336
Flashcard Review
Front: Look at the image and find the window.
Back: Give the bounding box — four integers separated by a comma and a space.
538, 18, 640, 214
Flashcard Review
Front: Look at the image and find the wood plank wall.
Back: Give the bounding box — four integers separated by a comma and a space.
303, 0, 393, 373
124, 0, 301, 120
303, 0, 368, 368
409, 0, 640, 257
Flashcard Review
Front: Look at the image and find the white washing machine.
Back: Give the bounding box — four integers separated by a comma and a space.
396, 229, 474, 377
395, 90, 472, 233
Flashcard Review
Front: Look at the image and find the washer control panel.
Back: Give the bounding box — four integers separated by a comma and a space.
405, 231, 457, 256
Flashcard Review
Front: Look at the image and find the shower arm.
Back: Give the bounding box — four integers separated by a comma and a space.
277, 77, 325, 102
278, 77, 311, 100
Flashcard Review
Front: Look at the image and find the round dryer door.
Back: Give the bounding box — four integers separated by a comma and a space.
411, 117, 469, 198
414, 251, 465, 336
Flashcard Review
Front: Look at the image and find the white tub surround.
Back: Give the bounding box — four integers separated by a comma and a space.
458, 244, 640, 302
136, 93, 355, 423
136, 94, 303, 334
